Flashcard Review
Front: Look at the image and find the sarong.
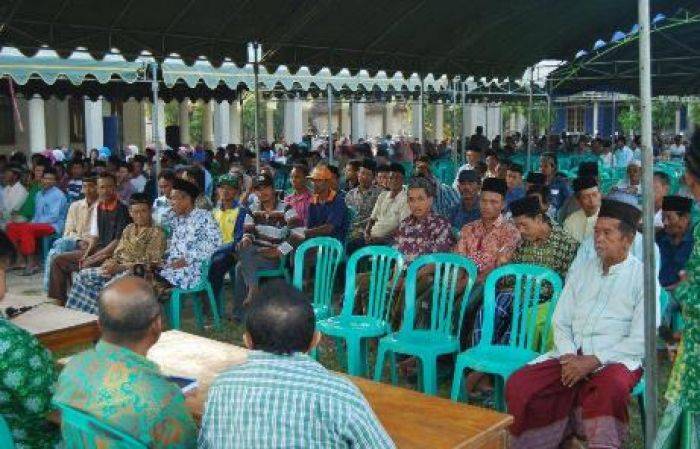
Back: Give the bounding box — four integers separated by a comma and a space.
506, 358, 642, 449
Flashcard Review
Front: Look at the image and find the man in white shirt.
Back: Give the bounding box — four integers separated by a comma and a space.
365, 163, 410, 245
613, 136, 634, 168
452, 144, 482, 189
505, 199, 659, 449
563, 176, 601, 243
1, 166, 28, 226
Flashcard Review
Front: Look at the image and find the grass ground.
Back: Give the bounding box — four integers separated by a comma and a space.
13, 271, 668, 449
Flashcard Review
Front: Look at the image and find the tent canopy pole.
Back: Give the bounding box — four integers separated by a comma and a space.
638, 0, 657, 447
150, 62, 161, 177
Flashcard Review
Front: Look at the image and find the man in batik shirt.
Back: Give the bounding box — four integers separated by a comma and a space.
55, 276, 196, 448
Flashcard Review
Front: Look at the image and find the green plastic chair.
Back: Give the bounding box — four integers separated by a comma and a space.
166, 259, 220, 330
317, 246, 405, 376
0, 414, 14, 449
373, 253, 478, 395
450, 263, 563, 410
55, 402, 148, 449
292, 237, 345, 320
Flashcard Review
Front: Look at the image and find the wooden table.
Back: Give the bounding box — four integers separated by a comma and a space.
10, 303, 100, 352
152, 330, 513, 449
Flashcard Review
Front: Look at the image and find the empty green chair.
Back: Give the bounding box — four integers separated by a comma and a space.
55, 402, 148, 449
166, 259, 220, 330
292, 237, 345, 320
450, 263, 562, 410
317, 246, 405, 376
373, 253, 478, 395
0, 414, 14, 449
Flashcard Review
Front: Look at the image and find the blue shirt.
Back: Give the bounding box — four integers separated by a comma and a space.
656, 228, 694, 287
204, 168, 213, 199
505, 186, 526, 209
308, 191, 349, 242
547, 177, 572, 211
448, 197, 480, 231
32, 186, 67, 233
433, 180, 460, 219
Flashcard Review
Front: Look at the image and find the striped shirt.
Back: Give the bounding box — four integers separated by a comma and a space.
198, 351, 395, 449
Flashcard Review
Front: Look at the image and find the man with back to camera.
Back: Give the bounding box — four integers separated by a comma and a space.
198, 279, 395, 449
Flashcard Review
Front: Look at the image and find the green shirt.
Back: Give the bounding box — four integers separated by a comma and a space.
0, 318, 59, 449
18, 183, 40, 221
54, 340, 197, 449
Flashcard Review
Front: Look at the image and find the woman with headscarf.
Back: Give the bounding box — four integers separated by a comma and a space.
656, 131, 700, 448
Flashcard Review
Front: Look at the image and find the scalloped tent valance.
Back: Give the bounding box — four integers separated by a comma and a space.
0, 47, 147, 86
159, 57, 448, 92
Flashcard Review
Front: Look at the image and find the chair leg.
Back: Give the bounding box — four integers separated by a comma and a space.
170, 292, 181, 330
450, 361, 465, 402
206, 285, 221, 328
193, 294, 204, 330
638, 393, 646, 443
389, 352, 398, 386
346, 337, 364, 377
373, 343, 388, 382
494, 376, 506, 411
421, 356, 438, 396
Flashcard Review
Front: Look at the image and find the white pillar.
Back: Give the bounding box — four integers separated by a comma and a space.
516, 111, 526, 133
156, 100, 166, 148
351, 101, 366, 142
509, 111, 517, 134
383, 101, 394, 136
675, 107, 681, 135
593, 101, 600, 136
434, 102, 444, 142
340, 102, 351, 138
179, 99, 190, 145
284, 97, 303, 144
411, 99, 423, 142
213, 101, 230, 148
229, 101, 242, 144
201, 100, 214, 148
27, 95, 47, 153
84, 96, 104, 150
302, 100, 312, 136
55, 98, 70, 147
139, 101, 149, 150
688, 103, 697, 136
265, 102, 275, 142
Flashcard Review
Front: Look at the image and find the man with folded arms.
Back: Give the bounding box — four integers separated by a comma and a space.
199, 280, 395, 449
48, 172, 131, 304
55, 276, 196, 448
506, 199, 659, 449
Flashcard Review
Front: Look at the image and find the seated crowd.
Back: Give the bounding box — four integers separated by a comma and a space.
0, 128, 695, 449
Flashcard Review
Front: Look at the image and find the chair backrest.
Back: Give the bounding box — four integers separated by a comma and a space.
293, 237, 345, 312
0, 414, 14, 449
401, 253, 478, 337
341, 246, 405, 322
55, 402, 148, 449
480, 263, 563, 352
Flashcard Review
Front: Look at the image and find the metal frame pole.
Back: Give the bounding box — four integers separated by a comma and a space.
639, 1, 657, 447
420, 77, 425, 145
327, 84, 333, 163
150, 62, 161, 176
253, 43, 261, 174
527, 67, 534, 171
451, 77, 457, 153
612, 93, 617, 137
461, 81, 467, 156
